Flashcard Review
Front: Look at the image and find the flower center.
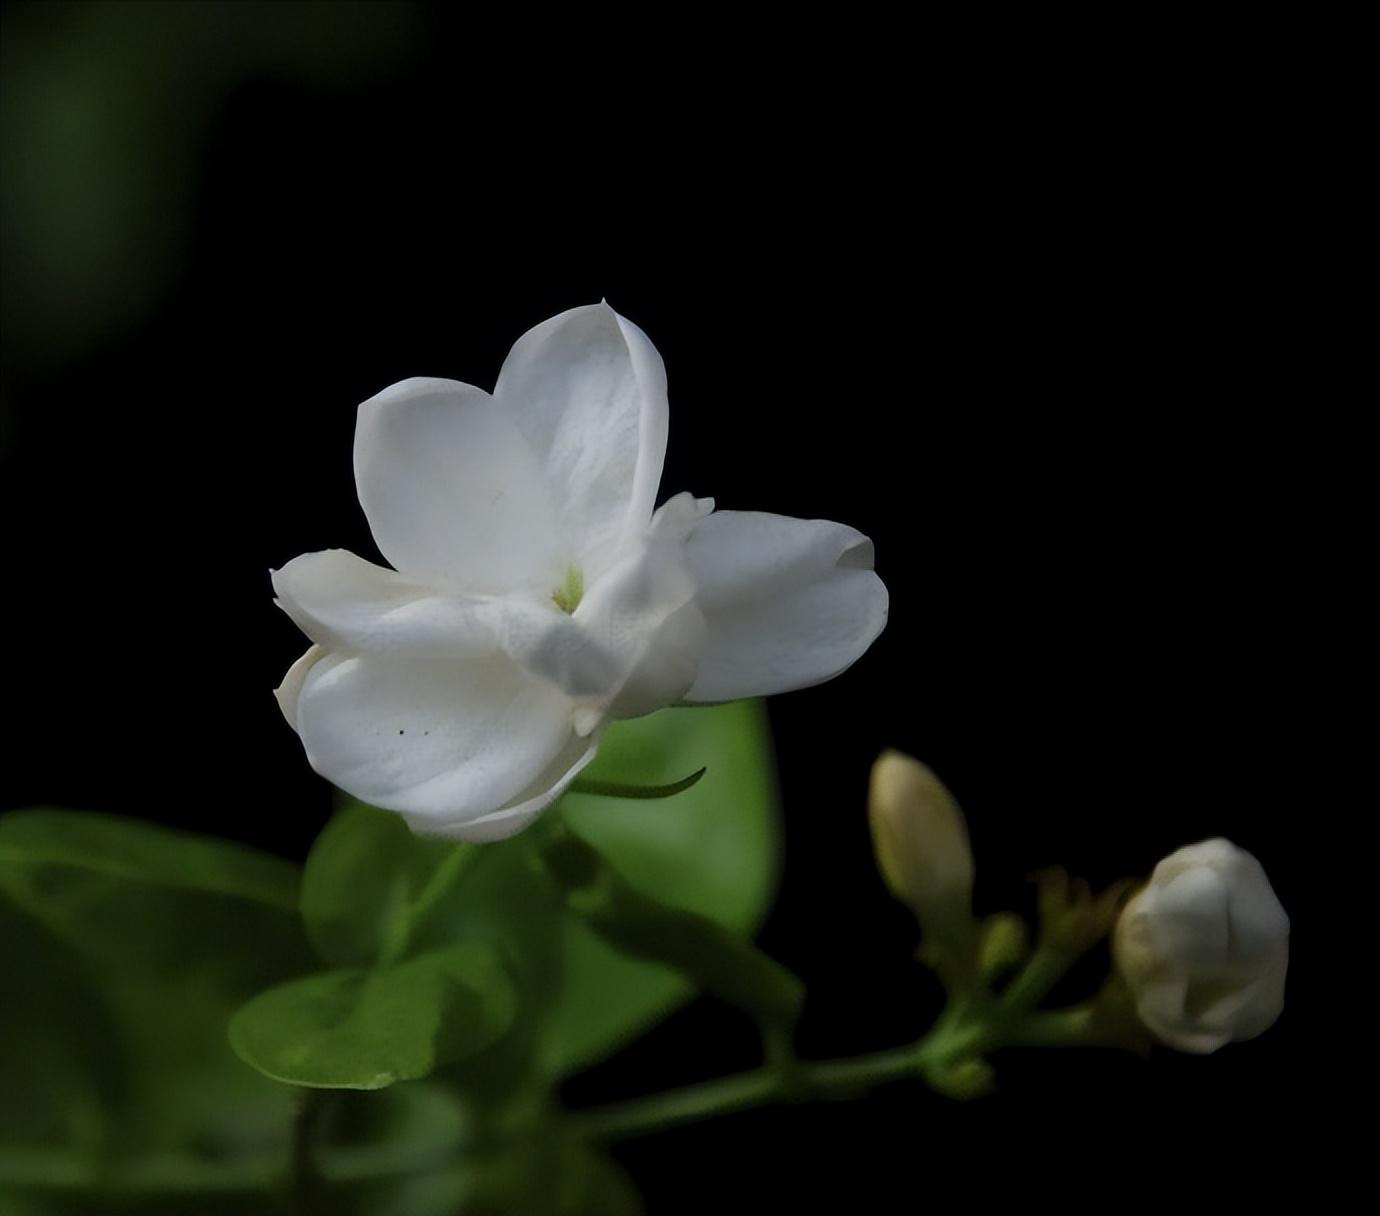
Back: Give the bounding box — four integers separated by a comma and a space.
551, 565, 584, 614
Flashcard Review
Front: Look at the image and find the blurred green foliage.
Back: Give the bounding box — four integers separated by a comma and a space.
0, 701, 779, 1213
0, 1, 418, 370
0, 811, 314, 1210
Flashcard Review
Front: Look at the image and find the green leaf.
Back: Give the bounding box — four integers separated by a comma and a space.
547, 700, 780, 1074
568, 766, 706, 799
228, 944, 518, 1089
300, 802, 480, 968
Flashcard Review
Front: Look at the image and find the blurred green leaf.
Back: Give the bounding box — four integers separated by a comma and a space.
306, 1083, 481, 1216
0, 809, 303, 981
0, 809, 298, 911
557, 1146, 644, 1216
0, 1188, 272, 1216
229, 944, 517, 1089
0, 1082, 479, 1215
468, 1138, 644, 1216
313, 1127, 643, 1216
319, 1082, 473, 1181
0, 903, 114, 1156
0, 810, 313, 1199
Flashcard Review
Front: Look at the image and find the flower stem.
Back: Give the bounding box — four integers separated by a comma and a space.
572, 1066, 782, 1141
385, 842, 483, 963
571, 1026, 975, 1142
569, 996, 1115, 1142
1000, 1006, 1095, 1047
408, 843, 479, 933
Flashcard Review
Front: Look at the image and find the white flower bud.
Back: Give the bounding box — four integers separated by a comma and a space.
1113, 838, 1289, 1054
868, 751, 974, 916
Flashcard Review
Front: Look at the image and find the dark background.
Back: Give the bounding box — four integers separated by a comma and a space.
1, 2, 1372, 1209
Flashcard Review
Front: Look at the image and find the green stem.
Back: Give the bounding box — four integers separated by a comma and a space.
379, 843, 484, 965
1000, 1006, 1094, 1048
573, 1066, 782, 1141
572, 1023, 979, 1142
409, 845, 480, 933
801, 1043, 936, 1093
570, 996, 1115, 1143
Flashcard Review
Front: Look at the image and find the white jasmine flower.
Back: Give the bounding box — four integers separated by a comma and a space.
1113, 838, 1289, 1053
273, 304, 888, 841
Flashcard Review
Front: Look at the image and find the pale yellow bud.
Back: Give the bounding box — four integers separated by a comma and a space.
868, 750, 974, 915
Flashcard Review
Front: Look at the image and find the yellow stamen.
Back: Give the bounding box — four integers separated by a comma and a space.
552, 565, 584, 614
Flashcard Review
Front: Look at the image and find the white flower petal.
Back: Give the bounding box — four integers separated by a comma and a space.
487, 596, 625, 704
494, 304, 668, 577
649, 491, 715, 543
354, 377, 560, 594
681, 512, 888, 701
1134, 975, 1231, 1054
272, 549, 498, 657
1150, 868, 1231, 968
294, 652, 574, 820
406, 734, 601, 842
486, 536, 703, 726
274, 645, 326, 730
1217, 960, 1289, 1041
575, 539, 706, 721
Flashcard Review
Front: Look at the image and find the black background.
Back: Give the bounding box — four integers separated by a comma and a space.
1, 3, 1372, 1210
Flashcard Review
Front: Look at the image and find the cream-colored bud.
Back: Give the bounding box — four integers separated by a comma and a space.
868, 750, 974, 914
1113, 838, 1289, 1054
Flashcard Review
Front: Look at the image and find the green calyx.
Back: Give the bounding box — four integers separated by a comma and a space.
552, 565, 584, 614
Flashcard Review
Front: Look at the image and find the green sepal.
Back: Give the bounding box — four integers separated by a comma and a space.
568, 767, 706, 800
1033, 868, 1137, 955
977, 912, 1030, 985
